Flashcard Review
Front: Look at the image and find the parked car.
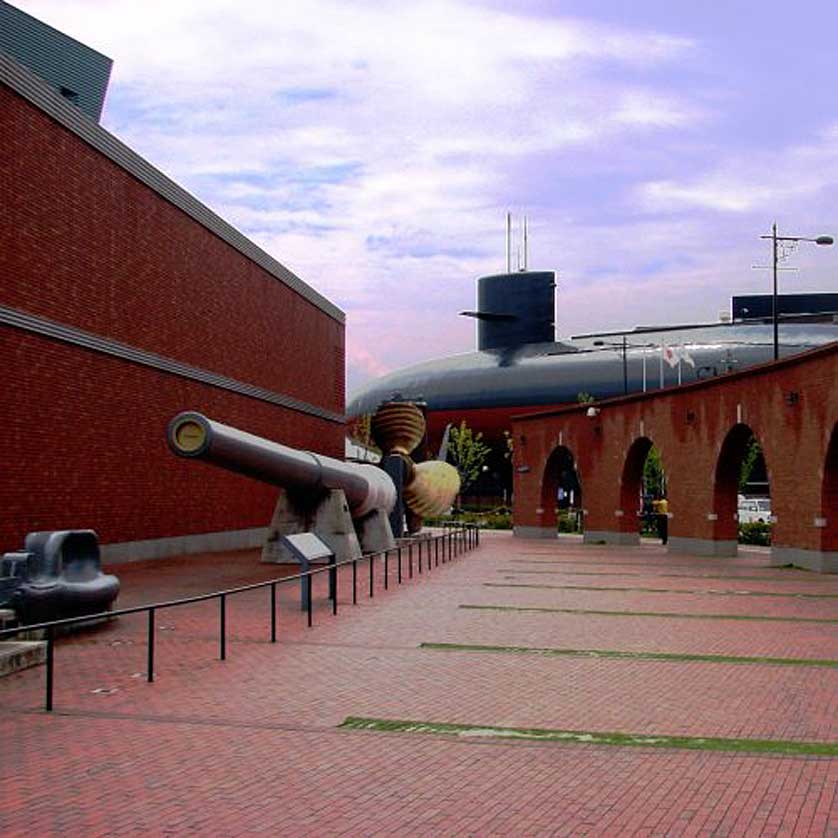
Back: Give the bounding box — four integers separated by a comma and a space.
737, 495, 772, 524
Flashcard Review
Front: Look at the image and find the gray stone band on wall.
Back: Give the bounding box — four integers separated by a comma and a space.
0, 305, 343, 424
513, 526, 558, 539
0, 52, 344, 324
101, 526, 269, 564
667, 537, 738, 557
770, 546, 838, 574
583, 530, 640, 546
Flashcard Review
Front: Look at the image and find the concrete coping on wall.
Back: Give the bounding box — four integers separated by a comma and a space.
0, 52, 345, 325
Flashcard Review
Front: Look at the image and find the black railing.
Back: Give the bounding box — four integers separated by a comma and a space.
0, 524, 480, 711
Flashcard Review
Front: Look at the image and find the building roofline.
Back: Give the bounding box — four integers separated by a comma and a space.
0, 50, 345, 324
0, 0, 112, 65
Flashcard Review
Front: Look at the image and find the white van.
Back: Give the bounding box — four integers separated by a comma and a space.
737, 495, 771, 524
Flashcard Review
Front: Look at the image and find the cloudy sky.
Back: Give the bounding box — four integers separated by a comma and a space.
17, 1, 838, 393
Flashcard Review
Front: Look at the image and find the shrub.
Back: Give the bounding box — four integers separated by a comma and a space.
557, 510, 582, 533
739, 521, 772, 546
424, 508, 512, 530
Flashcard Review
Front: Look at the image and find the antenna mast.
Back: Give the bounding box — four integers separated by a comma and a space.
505, 212, 511, 273
523, 216, 528, 271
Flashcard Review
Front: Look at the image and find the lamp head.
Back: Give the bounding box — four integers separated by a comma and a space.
815, 235, 834, 246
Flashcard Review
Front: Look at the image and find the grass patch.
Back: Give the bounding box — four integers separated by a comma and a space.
500, 569, 823, 583
460, 604, 838, 624
485, 582, 838, 599
339, 716, 838, 756
420, 641, 838, 668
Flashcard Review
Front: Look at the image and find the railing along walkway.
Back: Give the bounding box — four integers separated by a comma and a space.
0, 524, 479, 711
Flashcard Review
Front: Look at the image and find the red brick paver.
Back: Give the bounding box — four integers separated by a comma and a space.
1, 531, 836, 835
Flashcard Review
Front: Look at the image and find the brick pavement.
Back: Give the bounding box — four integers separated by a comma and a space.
1, 531, 836, 835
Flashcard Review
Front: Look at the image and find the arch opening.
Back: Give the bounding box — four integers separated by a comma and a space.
541, 445, 582, 533
620, 437, 668, 542
713, 423, 771, 546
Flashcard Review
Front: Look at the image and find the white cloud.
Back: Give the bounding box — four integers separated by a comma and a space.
16, 0, 722, 394
637, 125, 838, 214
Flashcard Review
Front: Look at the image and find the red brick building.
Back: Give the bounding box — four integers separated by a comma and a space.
0, 53, 345, 561
512, 343, 838, 572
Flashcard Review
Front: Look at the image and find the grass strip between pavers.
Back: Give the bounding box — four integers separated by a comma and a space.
486, 581, 838, 599
512, 558, 799, 571
460, 603, 838, 624
339, 716, 838, 756
500, 568, 832, 583
420, 641, 838, 668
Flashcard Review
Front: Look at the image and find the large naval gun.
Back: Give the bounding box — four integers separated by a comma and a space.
167, 406, 459, 563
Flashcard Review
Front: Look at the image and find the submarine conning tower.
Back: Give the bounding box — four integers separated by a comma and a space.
462, 271, 557, 351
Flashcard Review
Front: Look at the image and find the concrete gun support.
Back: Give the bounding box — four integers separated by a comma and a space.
168, 412, 397, 562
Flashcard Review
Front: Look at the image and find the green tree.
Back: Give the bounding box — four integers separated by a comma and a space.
448, 420, 492, 494
739, 436, 762, 492
643, 446, 666, 498
576, 392, 595, 404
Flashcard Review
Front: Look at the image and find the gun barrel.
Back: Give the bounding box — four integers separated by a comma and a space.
167, 412, 395, 518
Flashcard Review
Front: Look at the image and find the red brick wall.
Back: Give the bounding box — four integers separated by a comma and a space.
513, 345, 838, 554
0, 84, 344, 411
0, 85, 345, 551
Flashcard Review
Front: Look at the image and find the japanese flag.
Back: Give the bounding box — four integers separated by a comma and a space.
662, 343, 679, 368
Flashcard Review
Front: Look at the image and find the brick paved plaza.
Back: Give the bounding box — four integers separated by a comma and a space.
1, 531, 836, 835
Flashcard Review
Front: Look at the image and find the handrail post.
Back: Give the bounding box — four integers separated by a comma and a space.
418, 539, 423, 574
220, 594, 227, 660
369, 553, 375, 598
306, 574, 313, 627
397, 546, 402, 584
408, 543, 413, 578
45, 625, 54, 712
384, 550, 389, 591
271, 582, 277, 642
147, 607, 155, 682
332, 562, 338, 616
352, 558, 357, 604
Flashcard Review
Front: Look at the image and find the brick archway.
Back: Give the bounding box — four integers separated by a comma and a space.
538, 445, 579, 535
616, 437, 656, 544
512, 343, 837, 572
514, 443, 581, 538
711, 423, 769, 554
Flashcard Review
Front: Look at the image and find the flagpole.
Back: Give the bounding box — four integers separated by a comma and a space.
677, 356, 682, 386
659, 344, 664, 388
642, 352, 647, 392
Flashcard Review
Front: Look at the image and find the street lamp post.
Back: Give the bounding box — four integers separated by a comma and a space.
593, 337, 657, 394
760, 223, 833, 361
594, 337, 627, 394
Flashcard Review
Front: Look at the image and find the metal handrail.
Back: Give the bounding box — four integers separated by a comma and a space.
0, 524, 480, 711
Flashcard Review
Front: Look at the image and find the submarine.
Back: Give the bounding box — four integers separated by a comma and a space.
347, 269, 838, 458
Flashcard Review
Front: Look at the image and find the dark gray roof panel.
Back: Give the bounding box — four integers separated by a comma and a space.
0, 0, 112, 120
0, 50, 345, 324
